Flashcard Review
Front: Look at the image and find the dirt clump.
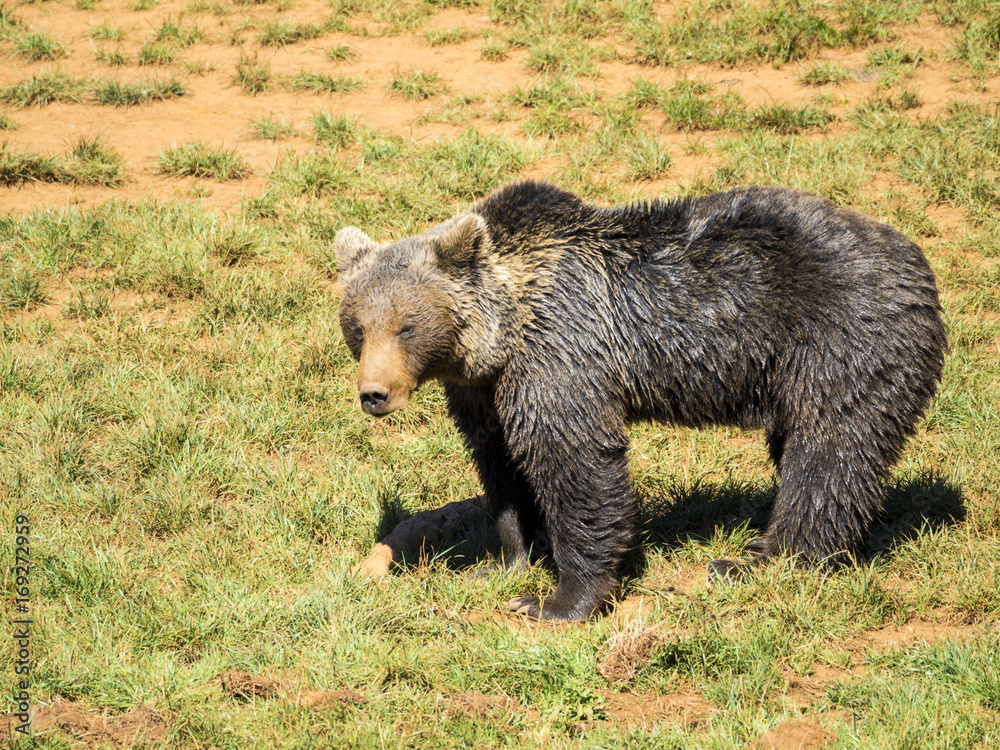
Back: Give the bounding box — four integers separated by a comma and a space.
596, 623, 662, 683
443, 692, 521, 719
218, 670, 283, 700
298, 689, 368, 709
754, 719, 834, 749
599, 691, 715, 729
14, 699, 168, 748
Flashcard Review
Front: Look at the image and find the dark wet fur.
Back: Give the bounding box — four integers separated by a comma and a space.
337, 181, 947, 621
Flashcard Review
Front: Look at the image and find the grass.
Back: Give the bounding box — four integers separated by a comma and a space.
0, 136, 125, 186
799, 61, 851, 86
2, 3, 1000, 749
232, 53, 270, 94
660, 79, 747, 131
525, 39, 602, 77
624, 132, 672, 180
0, 141, 66, 186
280, 71, 365, 94
93, 47, 128, 66
64, 135, 127, 186
0, 70, 89, 107
387, 68, 445, 99
156, 141, 249, 180
481, 37, 508, 61
13, 31, 68, 61
424, 26, 469, 46
312, 109, 355, 147
137, 40, 177, 66
90, 77, 187, 106
152, 17, 206, 47
248, 113, 296, 140
325, 43, 357, 62
0, 266, 45, 310
86, 23, 125, 41
257, 18, 329, 46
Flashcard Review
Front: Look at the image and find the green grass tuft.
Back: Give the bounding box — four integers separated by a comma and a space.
325, 44, 357, 62
152, 17, 206, 47
258, 18, 329, 46
93, 47, 128, 66
480, 37, 508, 61
280, 71, 365, 94
156, 141, 249, 180
87, 23, 124, 41
0, 141, 66, 186
91, 77, 187, 106
65, 135, 127, 186
799, 61, 851, 86
0, 70, 89, 108
137, 40, 176, 66
748, 102, 836, 134
248, 114, 296, 140
0, 266, 45, 310
14, 31, 68, 61
232, 54, 270, 94
312, 110, 355, 147
424, 27, 469, 46
624, 132, 672, 180
388, 68, 445, 100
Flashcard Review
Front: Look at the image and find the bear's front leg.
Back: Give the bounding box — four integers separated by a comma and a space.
445, 384, 544, 568
502, 392, 636, 621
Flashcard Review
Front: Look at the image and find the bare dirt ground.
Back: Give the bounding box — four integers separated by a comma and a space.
2, 1, 996, 214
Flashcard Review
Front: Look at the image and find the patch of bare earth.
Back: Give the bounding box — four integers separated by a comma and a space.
297, 689, 368, 710
600, 691, 715, 729
443, 692, 522, 720
754, 719, 834, 750
3, 699, 169, 749
780, 613, 981, 712
856, 615, 980, 649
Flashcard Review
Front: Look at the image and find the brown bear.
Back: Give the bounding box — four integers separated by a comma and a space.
335, 181, 946, 621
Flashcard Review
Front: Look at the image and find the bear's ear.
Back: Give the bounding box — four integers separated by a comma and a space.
335, 227, 376, 274
430, 214, 489, 273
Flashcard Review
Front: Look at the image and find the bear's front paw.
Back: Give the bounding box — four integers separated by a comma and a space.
508, 596, 543, 618
507, 594, 594, 621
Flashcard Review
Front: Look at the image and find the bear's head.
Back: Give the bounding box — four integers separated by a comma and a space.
334, 214, 490, 416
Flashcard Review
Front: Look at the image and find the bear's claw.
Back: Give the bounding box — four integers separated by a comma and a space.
508, 596, 542, 617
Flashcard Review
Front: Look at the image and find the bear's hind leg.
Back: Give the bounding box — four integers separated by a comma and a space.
766, 431, 885, 565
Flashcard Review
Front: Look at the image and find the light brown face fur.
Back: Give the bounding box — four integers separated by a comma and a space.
338, 265, 461, 416
354, 322, 419, 416
336, 216, 503, 416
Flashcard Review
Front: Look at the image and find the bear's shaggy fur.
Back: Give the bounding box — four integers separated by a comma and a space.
335, 181, 946, 621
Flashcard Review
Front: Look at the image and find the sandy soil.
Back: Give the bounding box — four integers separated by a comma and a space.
2, 1, 995, 215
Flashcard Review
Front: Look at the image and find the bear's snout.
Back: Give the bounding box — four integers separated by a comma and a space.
356, 337, 416, 416
360, 385, 391, 415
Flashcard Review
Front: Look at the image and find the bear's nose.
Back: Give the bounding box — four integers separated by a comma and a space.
360, 387, 389, 415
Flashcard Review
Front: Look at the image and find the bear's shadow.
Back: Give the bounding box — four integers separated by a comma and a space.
377, 472, 964, 577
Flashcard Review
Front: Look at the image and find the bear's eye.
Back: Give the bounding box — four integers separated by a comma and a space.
398, 324, 415, 338
351, 325, 365, 343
